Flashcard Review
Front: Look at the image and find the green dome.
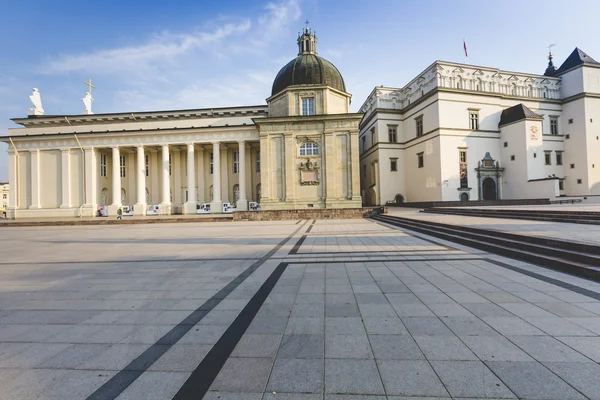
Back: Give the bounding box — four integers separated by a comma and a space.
271, 53, 346, 96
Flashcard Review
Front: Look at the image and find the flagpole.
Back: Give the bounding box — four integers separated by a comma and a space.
463, 38, 466, 64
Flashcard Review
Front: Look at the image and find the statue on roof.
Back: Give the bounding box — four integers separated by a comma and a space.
82, 91, 93, 115
28, 88, 44, 116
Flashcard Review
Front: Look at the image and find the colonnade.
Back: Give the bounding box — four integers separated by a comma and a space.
7, 139, 251, 217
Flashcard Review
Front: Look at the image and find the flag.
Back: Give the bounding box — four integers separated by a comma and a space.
463, 40, 468, 57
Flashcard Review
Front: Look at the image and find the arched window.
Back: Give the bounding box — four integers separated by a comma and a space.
527, 85, 533, 97
477, 78, 482, 91
299, 142, 320, 156
456, 76, 462, 89
121, 188, 126, 204
511, 84, 517, 96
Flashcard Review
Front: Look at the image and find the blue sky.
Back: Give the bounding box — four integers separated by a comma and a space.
1, 0, 599, 182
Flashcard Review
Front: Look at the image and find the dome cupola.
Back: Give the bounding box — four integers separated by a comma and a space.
271, 26, 346, 96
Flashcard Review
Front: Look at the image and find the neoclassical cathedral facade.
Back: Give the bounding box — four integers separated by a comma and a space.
359, 48, 600, 205
1, 28, 362, 219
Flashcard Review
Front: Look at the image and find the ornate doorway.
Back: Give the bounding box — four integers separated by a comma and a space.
482, 178, 497, 200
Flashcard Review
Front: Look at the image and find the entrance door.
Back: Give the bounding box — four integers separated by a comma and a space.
482, 178, 497, 200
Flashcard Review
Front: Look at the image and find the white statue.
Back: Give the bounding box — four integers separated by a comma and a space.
82, 91, 93, 115
28, 88, 44, 115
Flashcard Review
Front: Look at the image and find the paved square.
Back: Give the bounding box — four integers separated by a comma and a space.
1, 218, 600, 399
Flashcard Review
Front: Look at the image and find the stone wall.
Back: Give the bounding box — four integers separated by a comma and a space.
233, 207, 386, 221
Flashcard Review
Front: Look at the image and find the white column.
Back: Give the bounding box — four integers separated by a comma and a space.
134, 146, 146, 215
29, 149, 41, 209
82, 147, 97, 217
60, 149, 71, 208
7, 150, 18, 218
183, 143, 196, 214
197, 147, 205, 203
237, 140, 248, 211
111, 147, 121, 206
210, 141, 222, 213
108, 147, 121, 216
159, 144, 171, 215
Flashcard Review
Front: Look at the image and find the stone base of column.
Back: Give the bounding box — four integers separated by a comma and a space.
134, 203, 147, 216
159, 203, 172, 215
210, 200, 223, 214
81, 204, 98, 218
108, 204, 123, 217
60, 204, 72, 209
236, 199, 249, 211
183, 202, 197, 215
28, 205, 42, 210
6, 208, 17, 220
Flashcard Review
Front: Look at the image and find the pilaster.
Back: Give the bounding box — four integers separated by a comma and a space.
159, 144, 171, 215
29, 149, 41, 209
237, 141, 248, 211
210, 142, 223, 213
60, 149, 72, 208
134, 146, 146, 216
108, 146, 122, 216
183, 143, 197, 215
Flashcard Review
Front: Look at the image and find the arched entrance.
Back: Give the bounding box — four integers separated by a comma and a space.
482, 178, 497, 200
394, 194, 405, 204
460, 192, 469, 202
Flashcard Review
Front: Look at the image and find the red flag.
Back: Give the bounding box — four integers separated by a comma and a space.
463, 40, 468, 57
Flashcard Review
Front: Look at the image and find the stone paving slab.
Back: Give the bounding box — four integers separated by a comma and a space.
0, 218, 600, 399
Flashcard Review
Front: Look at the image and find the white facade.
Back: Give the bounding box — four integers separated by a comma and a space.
359, 49, 600, 205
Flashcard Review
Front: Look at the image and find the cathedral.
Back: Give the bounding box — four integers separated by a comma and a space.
1, 27, 362, 219
359, 48, 600, 205
3, 29, 600, 219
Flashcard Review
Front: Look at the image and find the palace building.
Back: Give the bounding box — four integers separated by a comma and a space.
359, 48, 600, 205
1, 27, 362, 219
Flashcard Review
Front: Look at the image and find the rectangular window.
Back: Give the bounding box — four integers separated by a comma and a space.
209, 152, 214, 175
371, 128, 376, 147
388, 126, 397, 143
362, 164, 366, 179
459, 149, 468, 188
559, 180, 564, 190
416, 117, 423, 137
550, 117, 558, 135
100, 154, 107, 177
504, 142, 508, 148
120, 155, 126, 178
544, 151, 552, 165
556, 152, 563, 165
417, 152, 424, 168
361, 136, 366, 151
568, 118, 573, 124
570, 163, 575, 169
233, 151, 239, 174
145, 154, 149, 177
469, 112, 479, 130
577, 179, 582, 184
2, 194, 6, 199
256, 150, 260, 173
168, 154, 172, 176
302, 97, 315, 116
390, 158, 398, 171
511, 155, 515, 161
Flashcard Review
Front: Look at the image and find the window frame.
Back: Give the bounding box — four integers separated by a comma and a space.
145, 154, 149, 177
415, 116, 424, 137
209, 152, 214, 175
550, 116, 559, 135
468, 109, 479, 130
120, 155, 126, 178
556, 151, 563, 165
256, 150, 260, 173
390, 158, 398, 172
233, 151, 239, 174
388, 125, 398, 143
417, 152, 424, 168
299, 142, 320, 157
544, 151, 552, 165
100, 154, 107, 177
301, 97, 315, 116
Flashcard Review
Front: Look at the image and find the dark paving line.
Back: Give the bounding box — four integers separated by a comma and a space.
0, 258, 261, 266
289, 234, 307, 254
306, 224, 314, 233
485, 258, 600, 301
285, 257, 487, 264
312, 219, 316, 225
295, 220, 302, 224
293, 249, 455, 255
172, 262, 289, 399
85, 221, 307, 400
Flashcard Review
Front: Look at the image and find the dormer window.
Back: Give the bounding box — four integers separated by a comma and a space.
302, 97, 315, 116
